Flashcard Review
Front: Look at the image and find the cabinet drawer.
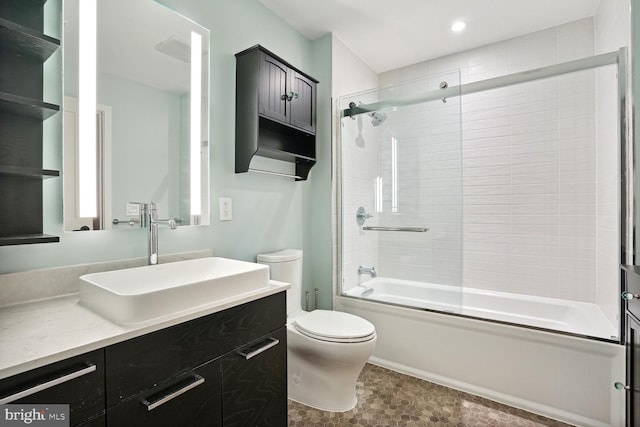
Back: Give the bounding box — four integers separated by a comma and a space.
107, 358, 221, 427
222, 326, 287, 426
105, 292, 285, 406
623, 266, 640, 319
77, 413, 105, 427
0, 349, 105, 427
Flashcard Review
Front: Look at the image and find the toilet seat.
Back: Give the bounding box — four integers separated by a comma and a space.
293, 310, 376, 343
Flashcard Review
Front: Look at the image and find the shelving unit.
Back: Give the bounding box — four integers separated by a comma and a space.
0, 0, 61, 245
235, 45, 318, 181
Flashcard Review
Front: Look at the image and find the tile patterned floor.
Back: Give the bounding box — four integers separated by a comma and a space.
288, 364, 573, 427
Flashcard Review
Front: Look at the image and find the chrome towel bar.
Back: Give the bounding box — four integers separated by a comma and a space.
362, 226, 428, 232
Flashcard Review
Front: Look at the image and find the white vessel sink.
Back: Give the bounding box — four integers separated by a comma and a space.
79, 257, 270, 325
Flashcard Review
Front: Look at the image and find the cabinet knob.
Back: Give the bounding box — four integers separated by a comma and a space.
614, 382, 631, 390
622, 292, 640, 300
281, 92, 298, 102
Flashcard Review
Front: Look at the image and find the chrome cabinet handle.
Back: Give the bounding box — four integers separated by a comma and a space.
280, 92, 298, 102
0, 364, 97, 404
238, 337, 280, 360
622, 292, 640, 300
141, 373, 205, 411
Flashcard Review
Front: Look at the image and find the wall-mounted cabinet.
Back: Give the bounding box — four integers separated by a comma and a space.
235, 45, 318, 181
0, 0, 60, 245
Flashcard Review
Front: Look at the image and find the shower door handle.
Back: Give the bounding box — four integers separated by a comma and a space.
622, 292, 640, 300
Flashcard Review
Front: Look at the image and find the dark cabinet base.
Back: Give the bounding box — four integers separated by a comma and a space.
0, 350, 105, 427
107, 359, 222, 427
222, 326, 287, 426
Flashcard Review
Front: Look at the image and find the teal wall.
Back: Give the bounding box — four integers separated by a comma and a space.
0, 0, 334, 309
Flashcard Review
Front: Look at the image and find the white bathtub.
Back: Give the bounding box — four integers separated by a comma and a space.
337, 278, 625, 427
344, 277, 618, 339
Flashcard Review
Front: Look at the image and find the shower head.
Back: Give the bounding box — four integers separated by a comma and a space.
368, 111, 387, 127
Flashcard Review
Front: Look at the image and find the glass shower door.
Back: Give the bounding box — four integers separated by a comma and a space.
339, 71, 463, 314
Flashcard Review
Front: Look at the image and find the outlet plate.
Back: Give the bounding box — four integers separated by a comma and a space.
219, 197, 232, 221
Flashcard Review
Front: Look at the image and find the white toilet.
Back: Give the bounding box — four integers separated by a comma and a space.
257, 249, 376, 412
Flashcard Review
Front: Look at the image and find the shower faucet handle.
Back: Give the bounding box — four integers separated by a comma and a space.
356, 207, 373, 226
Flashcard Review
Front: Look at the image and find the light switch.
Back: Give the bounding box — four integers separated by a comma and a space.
219, 197, 232, 221
126, 202, 140, 216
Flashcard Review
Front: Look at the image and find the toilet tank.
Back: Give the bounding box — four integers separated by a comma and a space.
257, 249, 302, 316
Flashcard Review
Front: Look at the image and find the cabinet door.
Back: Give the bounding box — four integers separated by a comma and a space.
222, 327, 286, 426
289, 71, 316, 133
107, 358, 222, 427
259, 53, 289, 124
0, 350, 105, 427
627, 313, 640, 427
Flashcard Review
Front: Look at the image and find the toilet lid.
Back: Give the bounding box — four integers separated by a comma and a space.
293, 310, 376, 343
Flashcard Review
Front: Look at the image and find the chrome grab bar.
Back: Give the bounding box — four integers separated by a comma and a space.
362, 226, 428, 232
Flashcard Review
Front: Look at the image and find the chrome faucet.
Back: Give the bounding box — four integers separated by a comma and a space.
358, 265, 377, 278
140, 202, 177, 265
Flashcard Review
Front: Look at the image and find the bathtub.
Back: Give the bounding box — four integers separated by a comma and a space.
343, 277, 618, 339
337, 278, 625, 427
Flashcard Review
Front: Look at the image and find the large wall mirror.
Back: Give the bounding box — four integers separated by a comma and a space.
63, 0, 210, 231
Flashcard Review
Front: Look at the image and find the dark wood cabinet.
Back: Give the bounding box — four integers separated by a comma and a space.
0, 0, 60, 245
622, 266, 640, 426
106, 292, 286, 426
0, 293, 287, 427
0, 350, 105, 427
236, 45, 318, 181
626, 313, 639, 427
107, 358, 222, 427
222, 326, 287, 426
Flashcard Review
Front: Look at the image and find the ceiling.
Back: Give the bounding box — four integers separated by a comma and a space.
258, 0, 601, 73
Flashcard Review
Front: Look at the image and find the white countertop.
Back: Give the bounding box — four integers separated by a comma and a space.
0, 281, 289, 380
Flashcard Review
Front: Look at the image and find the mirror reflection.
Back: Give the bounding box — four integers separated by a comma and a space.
63, 0, 210, 231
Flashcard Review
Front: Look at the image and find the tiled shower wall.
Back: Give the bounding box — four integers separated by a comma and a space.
368, 17, 621, 325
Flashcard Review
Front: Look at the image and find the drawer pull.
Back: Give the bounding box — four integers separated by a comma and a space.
0, 364, 96, 404
142, 374, 205, 411
238, 337, 280, 360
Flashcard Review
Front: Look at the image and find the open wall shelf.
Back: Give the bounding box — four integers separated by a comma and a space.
0, 91, 60, 119
0, 165, 59, 179
0, 0, 60, 246
0, 234, 59, 246
0, 17, 60, 61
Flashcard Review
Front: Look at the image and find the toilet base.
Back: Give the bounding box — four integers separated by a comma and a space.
287, 326, 376, 412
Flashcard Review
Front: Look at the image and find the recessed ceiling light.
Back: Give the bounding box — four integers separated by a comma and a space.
451, 21, 466, 33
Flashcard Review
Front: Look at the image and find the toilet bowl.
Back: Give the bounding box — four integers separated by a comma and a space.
257, 249, 376, 412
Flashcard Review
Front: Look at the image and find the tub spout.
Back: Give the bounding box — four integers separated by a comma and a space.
358, 266, 377, 278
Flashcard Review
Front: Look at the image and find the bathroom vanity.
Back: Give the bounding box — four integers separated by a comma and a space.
0, 290, 287, 426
